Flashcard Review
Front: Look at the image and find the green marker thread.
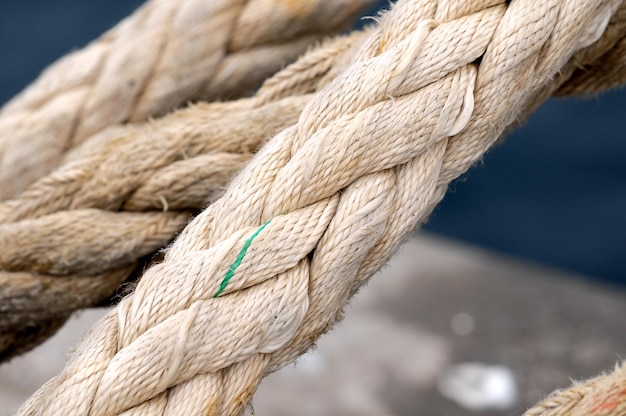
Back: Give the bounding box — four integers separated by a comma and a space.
213, 220, 271, 298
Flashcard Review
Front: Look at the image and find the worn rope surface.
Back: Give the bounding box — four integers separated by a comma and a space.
523, 363, 626, 416
557, 5, 626, 96
0, 96, 306, 360
2, 4, 624, 360
13, 0, 626, 415
0, 0, 374, 200
0, 31, 367, 360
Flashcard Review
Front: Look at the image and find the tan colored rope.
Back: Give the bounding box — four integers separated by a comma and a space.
0, 30, 367, 361
0, 267, 132, 360
523, 363, 626, 416
0, 0, 374, 200
0, 97, 306, 224
2, 6, 623, 364
3, 9, 621, 363
0, 95, 307, 360
556, 4, 626, 96
14, 0, 626, 415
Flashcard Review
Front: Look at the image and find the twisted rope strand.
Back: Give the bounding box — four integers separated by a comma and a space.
4, 4, 623, 362
0, 23, 372, 360
0, 0, 374, 200
523, 363, 626, 416
0, 95, 307, 360
556, 5, 626, 95
0, 96, 308, 224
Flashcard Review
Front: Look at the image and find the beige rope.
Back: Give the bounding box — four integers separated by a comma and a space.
3, 9, 622, 363
556, 4, 626, 96
0, 97, 307, 224
0, 30, 367, 361
0, 267, 132, 358
0, 95, 307, 360
0, 0, 374, 200
14, 0, 626, 415
523, 363, 626, 416
3, 6, 624, 362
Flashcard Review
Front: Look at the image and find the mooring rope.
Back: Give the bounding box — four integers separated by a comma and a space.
0, 30, 369, 361
0, 95, 307, 360
11, 0, 626, 415
0, 0, 374, 201
3, 1, 625, 362
524, 363, 626, 416
556, 5, 626, 96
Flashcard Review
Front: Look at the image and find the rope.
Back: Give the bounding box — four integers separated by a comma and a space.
523, 363, 626, 416
3, 5, 623, 362
0, 0, 374, 200
0, 30, 368, 360
0, 0, 366, 368
557, 5, 626, 95
0, 2, 371, 360
14, 0, 626, 415
0, 267, 132, 361
0, 95, 307, 360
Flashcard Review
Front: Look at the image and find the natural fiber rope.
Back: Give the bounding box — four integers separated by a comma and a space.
2, 5, 623, 362
0, 4, 621, 352
14, 0, 626, 415
0, 29, 368, 361
0, 95, 306, 360
0, 267, 133, 360
0, 6, 615, 359
556, 5, 626, 96
523, 363, 626, 416
0, 0, 374, 200
0, 97, 307, 225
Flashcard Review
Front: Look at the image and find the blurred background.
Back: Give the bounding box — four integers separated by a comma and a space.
0, 1, 625, 415
1, 0, 624, 284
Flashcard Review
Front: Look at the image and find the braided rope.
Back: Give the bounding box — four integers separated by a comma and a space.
0, 28, 366, 361
0, 18, 370, 362
3, 5, 623, 363
14, 0, 625, 415
0, 95, 307, 360
523, 363, 626, 416
557, 5, 626, 96
0, 0, 374, 200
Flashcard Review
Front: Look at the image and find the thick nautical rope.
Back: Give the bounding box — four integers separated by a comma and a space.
1, 4, 623, 360
556, 4, 626, 96
2, 1, 623, 362
0, 32, 365, 361
523, 363, 626, 416
0, 96, 306, 361
0, 0, 374, 200
14, 0, 626, 415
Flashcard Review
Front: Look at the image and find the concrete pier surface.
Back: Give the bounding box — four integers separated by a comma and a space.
2, 235, 625, 415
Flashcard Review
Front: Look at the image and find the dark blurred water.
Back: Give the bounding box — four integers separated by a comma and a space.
0, 1, 624, 284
